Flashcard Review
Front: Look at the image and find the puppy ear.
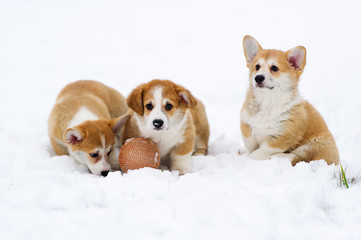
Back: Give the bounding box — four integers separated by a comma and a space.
243, 35, 262, 64
109, 113, 130, 135
174, 84, 197, 108
286, 46, 306, 72
64, 128, 84, 145
127, 84, 145, 116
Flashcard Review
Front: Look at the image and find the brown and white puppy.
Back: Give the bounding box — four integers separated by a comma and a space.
241, 35, 339, 165
122, 79, 210, 174
48, 80, 129, 176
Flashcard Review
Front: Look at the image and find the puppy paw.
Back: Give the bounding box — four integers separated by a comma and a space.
193, 148, 207, 156
238, 147, 247, 155
173, 168, 190, 176
249, 150, 269, 160
170, 162, 191, 175
170, 153, 191, 175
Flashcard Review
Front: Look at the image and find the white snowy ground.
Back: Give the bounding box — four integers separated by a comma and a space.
1, 0, 361, 239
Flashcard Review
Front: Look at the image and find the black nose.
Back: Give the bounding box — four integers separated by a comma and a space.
101, 170, 109, 177
153, 119, 164, 129
255, 75, 265, 84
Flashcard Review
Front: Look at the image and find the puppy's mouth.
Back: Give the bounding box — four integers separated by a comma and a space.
256, 83, 274, 90
153, 127, 164, 131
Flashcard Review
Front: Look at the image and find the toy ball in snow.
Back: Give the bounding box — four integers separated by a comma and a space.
119, 137, 160, 173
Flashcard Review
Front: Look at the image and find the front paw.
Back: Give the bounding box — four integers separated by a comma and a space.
238, 146, 247, 155
171, 167, 190, 175
170, 158, 191, 175
170, 152, 192, 175
248, 150, 270, 160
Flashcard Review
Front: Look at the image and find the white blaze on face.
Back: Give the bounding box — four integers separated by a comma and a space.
146, 86, 169, 130
253, 58, 294, 92
252, 59, 275, 89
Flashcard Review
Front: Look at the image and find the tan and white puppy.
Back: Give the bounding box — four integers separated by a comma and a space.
48, 80, 129, 176
122, 79, 210, 174
241, 35, 339, 165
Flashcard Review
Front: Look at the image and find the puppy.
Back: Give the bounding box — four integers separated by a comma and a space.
241, 35, 339, 165
48, 80, 129, 176
122, 79, 210, 174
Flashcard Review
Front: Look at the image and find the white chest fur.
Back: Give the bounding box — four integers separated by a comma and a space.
242, 89, 303, 143
134, 110, 189, 158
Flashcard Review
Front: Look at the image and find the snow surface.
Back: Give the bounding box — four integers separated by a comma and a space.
1, 0, 361, 239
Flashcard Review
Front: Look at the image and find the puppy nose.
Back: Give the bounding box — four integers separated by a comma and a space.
101, 170, 109, 177
255, 75, 265, 84
153, 119, 164, 129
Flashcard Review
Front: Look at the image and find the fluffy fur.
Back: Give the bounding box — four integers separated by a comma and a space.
122, 79, 210, 174
48, 80, 129, 176
241, 35, 339, 165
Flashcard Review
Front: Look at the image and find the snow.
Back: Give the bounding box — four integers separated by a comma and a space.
1, 0, 361, 239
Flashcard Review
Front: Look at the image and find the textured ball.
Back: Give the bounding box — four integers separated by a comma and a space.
119, 137, 160, 173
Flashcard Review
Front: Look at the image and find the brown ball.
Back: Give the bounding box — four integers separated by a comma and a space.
119, 137, 160, 173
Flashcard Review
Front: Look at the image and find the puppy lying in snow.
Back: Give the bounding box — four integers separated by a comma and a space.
122, 79, 210, 174
48, 80, 129, 176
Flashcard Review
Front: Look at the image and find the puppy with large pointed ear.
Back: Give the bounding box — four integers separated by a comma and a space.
243, 35, 306, 70
122, 79, 210, 175
243, 35, 306, 80
240, 35, 339, 166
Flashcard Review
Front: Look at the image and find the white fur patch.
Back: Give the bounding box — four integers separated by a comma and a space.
169, 151, 192, 174
248, 142, 285, 160
134, 110, 189, 158
146, 86, 168, 130
242, 75, 304, 159
68, 106, 98, 128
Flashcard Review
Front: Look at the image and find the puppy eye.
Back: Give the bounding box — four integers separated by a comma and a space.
107, 149, 112, 156
271, 66, 279, 72
89, 153, 99, 158
255, 64, 260, 71
146, 103, 153, 110
165, 103, 173, 111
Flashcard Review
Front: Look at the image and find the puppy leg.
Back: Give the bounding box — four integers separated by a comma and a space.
241, 122, 258, 153
170, 139, 195, 175
243, 135, 259, 154
249, 141, 286, 160
288, 138, 339, 166
170, 152, 192, 175
193, 135, 208, 156
193, 103, 210, 156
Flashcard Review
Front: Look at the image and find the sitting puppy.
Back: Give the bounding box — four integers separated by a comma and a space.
122, 79, 210, 174
241, 35, 339, 165
48, 80, 129, 176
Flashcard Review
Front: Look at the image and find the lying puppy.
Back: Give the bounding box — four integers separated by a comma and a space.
241, 35, 339, 165
122, 79, 210, 174
48, 80, 129, 176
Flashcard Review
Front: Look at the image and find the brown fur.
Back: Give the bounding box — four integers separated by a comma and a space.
122, 79, 210, 173
48, 80, 129, 171
241, 35, 339, 165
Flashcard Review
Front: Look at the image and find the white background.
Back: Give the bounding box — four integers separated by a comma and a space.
1, 0, 361, 239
